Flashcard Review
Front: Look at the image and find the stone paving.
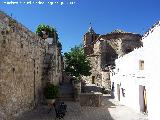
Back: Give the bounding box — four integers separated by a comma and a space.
60, 82, 74, 94
16, 95, 148, 120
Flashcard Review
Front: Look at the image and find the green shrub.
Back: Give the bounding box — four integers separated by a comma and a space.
36, 24, 55, 38
44, 84, 59, 99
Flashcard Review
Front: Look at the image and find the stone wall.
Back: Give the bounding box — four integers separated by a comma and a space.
0, 11, 48, 119
54, 44, 62, 85
79, 93, 103, 107
43, 38, 62, 86
82, 55, 102, 86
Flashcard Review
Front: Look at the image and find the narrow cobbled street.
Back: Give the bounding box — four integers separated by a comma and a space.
1, 3, 160, 119
17, 96, 148, 120
17, 82, 148, 120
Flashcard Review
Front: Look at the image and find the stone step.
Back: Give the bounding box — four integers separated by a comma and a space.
58, 96, 74, 101
58, 97, 74, 101
59, 93, 74, 101
59, 94, 74, 98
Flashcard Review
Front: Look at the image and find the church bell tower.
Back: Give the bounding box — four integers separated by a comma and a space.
83, 24, 99, 55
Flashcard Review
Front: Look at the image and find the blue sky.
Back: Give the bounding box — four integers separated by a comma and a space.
0, 0, 160, 53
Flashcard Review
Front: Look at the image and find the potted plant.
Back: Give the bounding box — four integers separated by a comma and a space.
43, 84, 59, 105
36, 24, 55, 39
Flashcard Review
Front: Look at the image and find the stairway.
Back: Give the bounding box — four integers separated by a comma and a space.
59, 93, 74, 101
59, 82, 74, 101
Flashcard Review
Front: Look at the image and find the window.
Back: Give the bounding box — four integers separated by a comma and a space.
139, 60, 144, 70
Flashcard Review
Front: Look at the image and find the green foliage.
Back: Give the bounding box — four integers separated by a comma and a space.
43, 84, 59, 99
36, 24, 56, 38
64, 45, 92, 81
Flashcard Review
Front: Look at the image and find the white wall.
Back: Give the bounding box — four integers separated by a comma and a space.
111, 46, 146, 112
143, 22, 160, 120
111, 21, 160, 119
110, 21, 160, 120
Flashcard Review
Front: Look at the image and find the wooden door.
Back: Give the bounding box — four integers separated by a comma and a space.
92, 76, 95, 84
117, 84, 120, 101
143, 87, 147, 113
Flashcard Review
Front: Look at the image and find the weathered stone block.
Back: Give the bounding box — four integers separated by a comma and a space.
79, 93, 103, 107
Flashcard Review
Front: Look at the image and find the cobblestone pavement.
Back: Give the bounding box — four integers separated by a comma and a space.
16, 96, 148, 120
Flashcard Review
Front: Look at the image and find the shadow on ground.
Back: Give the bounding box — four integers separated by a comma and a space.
16, 97, 116, 120
16, 82, 116, 120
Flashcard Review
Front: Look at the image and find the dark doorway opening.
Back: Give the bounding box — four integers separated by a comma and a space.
92, 76, 95, 84
117, 84, 120, 101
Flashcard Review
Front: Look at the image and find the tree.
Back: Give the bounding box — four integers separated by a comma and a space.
64, 45, 91, 82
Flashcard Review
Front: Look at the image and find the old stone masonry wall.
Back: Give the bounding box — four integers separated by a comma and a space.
0, 11, 48, 119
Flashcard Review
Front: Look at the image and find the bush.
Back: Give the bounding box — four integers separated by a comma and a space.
44, 84, 59, 99
36, 24, 55, 38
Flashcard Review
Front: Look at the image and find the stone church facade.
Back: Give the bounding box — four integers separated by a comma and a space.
83, 27, 142, 89
0, 11, 62, 120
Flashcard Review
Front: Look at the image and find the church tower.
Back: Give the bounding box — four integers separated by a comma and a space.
83, 25, 99, 55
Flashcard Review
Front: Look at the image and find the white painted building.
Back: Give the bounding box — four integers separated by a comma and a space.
110, 21, 160, 120
143, 21, 160, 120
111, 47, 146, 113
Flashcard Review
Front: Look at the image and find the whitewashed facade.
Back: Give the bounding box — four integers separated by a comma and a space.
143, 21, 160, 120
110, 21, 160, 120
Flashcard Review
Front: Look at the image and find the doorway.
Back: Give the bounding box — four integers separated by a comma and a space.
92, 76, 95, 84
143, 87, 147, 113
117, 84, 120, 101
139, 85, 147, 113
